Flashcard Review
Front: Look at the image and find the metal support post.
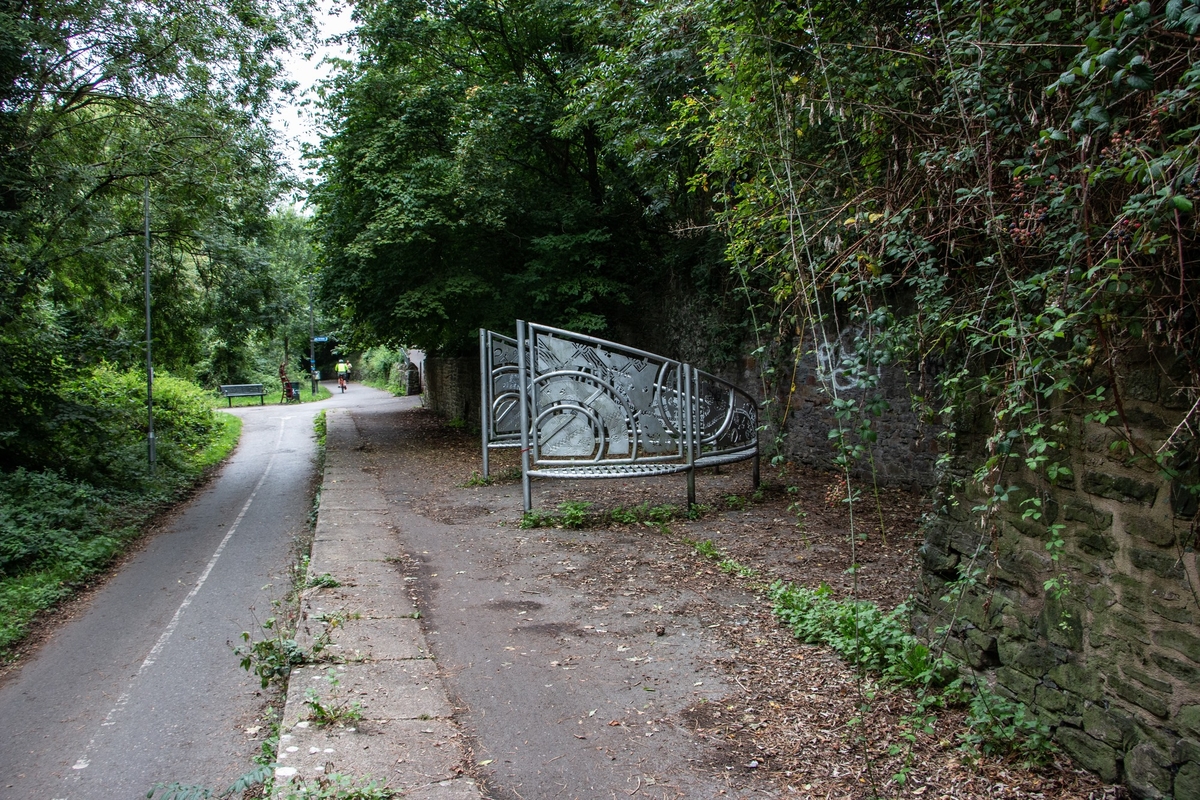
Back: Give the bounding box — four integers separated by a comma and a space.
517, 321, 533, 512
685, 366, 695, 507
479, 329, 490, 478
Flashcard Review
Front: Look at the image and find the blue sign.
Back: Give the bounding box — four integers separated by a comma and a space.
313, 336, 328, 342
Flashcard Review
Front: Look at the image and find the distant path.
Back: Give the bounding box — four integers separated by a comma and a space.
0, 384, 375, 799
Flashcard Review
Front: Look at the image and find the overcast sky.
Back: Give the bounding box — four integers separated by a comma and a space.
272, 0, 358, 186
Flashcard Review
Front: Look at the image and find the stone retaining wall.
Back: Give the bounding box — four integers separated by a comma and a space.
915, 356, 1198, 799
423, 356, 479, 425
710, 327, 939, 490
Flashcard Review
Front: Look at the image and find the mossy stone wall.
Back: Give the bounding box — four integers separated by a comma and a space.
915, 358, 1198, 799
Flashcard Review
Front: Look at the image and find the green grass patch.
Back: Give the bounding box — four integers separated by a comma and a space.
315, 410, 328, 449
361, 377, 407, 396
196, 412, 242, 470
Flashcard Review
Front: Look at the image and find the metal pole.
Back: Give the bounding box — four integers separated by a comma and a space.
685, 365, 695, 507
144, 181, 155, 474
480, 328, 490, 478
517, 321, 532, 512
309, 276, 317, 395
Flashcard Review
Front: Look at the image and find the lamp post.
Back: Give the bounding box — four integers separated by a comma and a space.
309, 275, 317, 395
144, 180, 155, 474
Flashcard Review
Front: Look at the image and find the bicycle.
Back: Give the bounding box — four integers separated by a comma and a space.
337, 373, 347, 392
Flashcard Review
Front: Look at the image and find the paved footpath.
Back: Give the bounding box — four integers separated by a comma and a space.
279, 392, 773, 800
275, 404, 481, 798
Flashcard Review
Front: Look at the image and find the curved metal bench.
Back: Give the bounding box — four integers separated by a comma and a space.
481, 322, 759, 511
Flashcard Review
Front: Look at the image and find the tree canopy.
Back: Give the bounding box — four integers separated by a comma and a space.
0, 0, 315, 470
310, 0, 737, 356
313, 0, 1198, 482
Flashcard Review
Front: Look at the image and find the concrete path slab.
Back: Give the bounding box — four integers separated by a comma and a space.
310, 534, 398, 566
295, 614, 426, 662
299, 581, 417, 620
275, 718, 465, 787
274, 407, 479, 799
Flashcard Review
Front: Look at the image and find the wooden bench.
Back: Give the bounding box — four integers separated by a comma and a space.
219, 383, 266, 407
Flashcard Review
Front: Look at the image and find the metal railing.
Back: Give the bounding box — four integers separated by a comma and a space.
482, 321, 759, 511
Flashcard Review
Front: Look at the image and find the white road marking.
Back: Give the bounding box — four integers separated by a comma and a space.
70, 419, 287, 775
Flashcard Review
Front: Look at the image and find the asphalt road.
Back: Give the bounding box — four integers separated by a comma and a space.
0, 384, 360, 800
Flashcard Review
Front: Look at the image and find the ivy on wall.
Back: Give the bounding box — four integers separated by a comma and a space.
644, 0, 1200, 523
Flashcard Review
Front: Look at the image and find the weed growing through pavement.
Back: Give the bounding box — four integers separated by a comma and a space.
276, 774, 400, 799
236, 617, 306, 689
147, 767, 274, 799
305, 668, 363, 726
307, 572, 341, 589
308, 609, 360, 661
238, 604, 361, 680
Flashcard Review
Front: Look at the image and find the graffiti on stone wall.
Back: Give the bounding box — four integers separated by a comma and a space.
814, 326, 879, 393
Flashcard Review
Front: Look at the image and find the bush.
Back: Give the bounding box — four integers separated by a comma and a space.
1, 367, 235, 658
0, 468, 138, 653
51, 364, 221, 489
0, 469, 120, 579
358, 346, 408, 394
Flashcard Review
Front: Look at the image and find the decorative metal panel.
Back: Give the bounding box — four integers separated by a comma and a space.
525, 324, 686, 467
481, 322, 759, 509
482, 330, 522, 447
693, 373, 759, 461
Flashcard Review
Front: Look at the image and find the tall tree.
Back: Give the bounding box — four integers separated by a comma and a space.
311, 0, 683, 355
0, 0, 314, 470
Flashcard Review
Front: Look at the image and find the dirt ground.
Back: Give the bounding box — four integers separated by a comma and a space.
386, 408, 1124, 800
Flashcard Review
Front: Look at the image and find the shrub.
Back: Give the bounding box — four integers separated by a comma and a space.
0, 469, 119, 579
52, 364, 221, 489
358, 346, 408, 394
1, 367, 233, 658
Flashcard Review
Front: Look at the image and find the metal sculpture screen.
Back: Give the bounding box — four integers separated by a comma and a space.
481, 330, 521, 442
527, 326, 686, 466
481, 321, 758, 510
